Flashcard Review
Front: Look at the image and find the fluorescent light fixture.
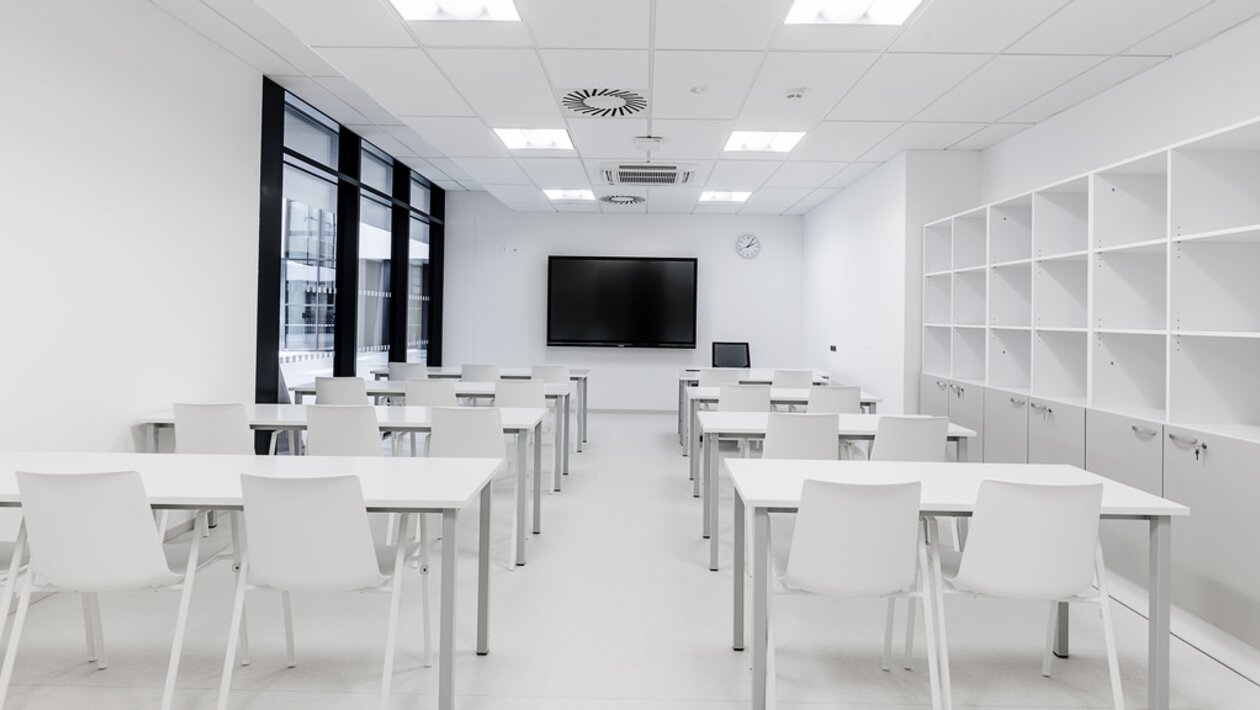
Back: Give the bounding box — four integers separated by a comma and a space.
724, 131, 806, 153
543, 189, 595, 201
389, 0, 521, 21
494, 128, 574, 150
699, 191, 751, 203
785, 0, 924, 25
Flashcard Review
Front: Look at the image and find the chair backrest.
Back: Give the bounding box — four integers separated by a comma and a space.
16, 471, 175, 591
951, 481, 1104, 600
531, 364, 570, 383
763, 413, 839, 460
698, 368, 744, 387
717, 384, 771, 412
495, 379, 546, 408
869, 416, 949, 462
712, 341, 750, 368
240, 474, 386, 592
388, 362, 429, 381
429, 407, 505, 458
406, 378, 457, 407
807, 385, 862, 414
173, 403, 253, 454
783, 480, 922, 597
305, 405, 381, 457
461, 364, 500, 382
771, 369, 815, 388
315, 376, 369, 405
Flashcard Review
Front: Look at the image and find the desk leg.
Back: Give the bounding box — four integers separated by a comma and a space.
563, 394, 571, 475
956, 437, 969, 463
553, 402, 564, 492
1054, 603, 1070, 658
533, 423, 542, 535
476, 492, 490, 657
703, 432, 717, 541
690, 401, 701, 495
708, 434, 720, 570
152, 425, 162, 453
514, 432, 527, 567
440, 509, 461, 710
1149, 516, 1171, 710
678, 380, 686, 447
733, 494, 745, 651
577, 381, 585, 452
752, 509, 770, 710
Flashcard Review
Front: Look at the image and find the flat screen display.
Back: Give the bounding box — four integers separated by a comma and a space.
547, 256, 697, 348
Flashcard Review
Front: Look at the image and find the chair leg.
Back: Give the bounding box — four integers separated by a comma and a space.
882, 597, 896, 671
926, 517, 953, 710
161, 512, 205, 710
902, 591, 916, 670
419, 515, 433, 668
282, 592, 296, 668
0, 576, 34, 709
380, 514, 409, 710
0, 525, 26, 652
1095, 547, 1125, 710
918, 541, 943, 710
229, 512, 251, 667
1042, 602, 1058, 677
766, 595, 777, 710
81, 594, 97, 663
217, 561, 249, 710
88, 594, 107, 670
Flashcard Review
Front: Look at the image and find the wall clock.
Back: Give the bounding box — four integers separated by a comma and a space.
736, 233, 761, 259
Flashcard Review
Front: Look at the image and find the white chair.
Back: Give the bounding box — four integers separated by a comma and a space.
530, 364, 570, 384
218, 475, 424, 710
460, 364, 500, 382
388, 362, 428, 381
314, 376, 369, 405
305, 405, 382, 457
771, 369, 814, 388
933, 481, 1122, 710
763, 413, 839, 460
870, 416, 950, 462
698, 367, 743, 387
718, 384, 771, 457
770, 480, 942, 710
403, 379, 458, 456
807, 385, 862, 414
429, 408, 521, 567
2, 471, 208, 710
172, 403, 255, 534
495, 379, 546, 408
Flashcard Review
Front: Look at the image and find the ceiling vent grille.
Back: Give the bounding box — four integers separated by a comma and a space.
599, 195, 646, 206
601, 163, 695, 186
561, 88, 647, 118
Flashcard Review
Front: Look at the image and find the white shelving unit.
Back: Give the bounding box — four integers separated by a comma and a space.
924, 273, 952, 324
989, 328, 1031, 390
1171, 334, 1260, 439
953, 270, 986, 325
953, 209, 987, 269
1092, 332, 1166, 419
1033, 178, 1089, 258
990, 196, 1032, 264
924, 221, 952, 274
990, 263, 1031, 327
1034, 255, 1087, 329
1094, 154, 1168, 250
953, 327, 986, 382
924, 325, 951, 376
1171, 233, 1260, 333
1095, 244, 1166, 330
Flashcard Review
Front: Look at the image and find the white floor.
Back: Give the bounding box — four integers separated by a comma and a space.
3, 413, 1258, 709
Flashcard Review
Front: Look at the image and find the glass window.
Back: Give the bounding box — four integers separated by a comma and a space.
407, 219, 431, 363
361, 148, 392, 194
280, 162, 338, 387
356, 195, 393, 376
284, 106, 338, 167
411, 178, 432, 214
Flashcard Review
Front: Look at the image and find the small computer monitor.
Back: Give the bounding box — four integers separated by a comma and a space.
712, 341, 750, 368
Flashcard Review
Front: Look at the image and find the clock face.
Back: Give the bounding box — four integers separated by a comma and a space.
736, 234, 761, 259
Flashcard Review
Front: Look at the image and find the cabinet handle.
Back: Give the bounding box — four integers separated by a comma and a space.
1131, 425, 1158, 439
1009, 397, 1025, 407
956, 386, 965, 397
935, 380, 946, 389
947, 383, 959, 391
1167, 432, 1199, 447
1029, 402, 1049, 413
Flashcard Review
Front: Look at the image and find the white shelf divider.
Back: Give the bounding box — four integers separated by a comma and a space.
953, 270, 987, 326
1033, 329, 1088, 400
1095, 246, 1167, 331
1034, 178, 1089, 258
953, 327, 986, 381
1034, 257, 1087, 329
990, 328, 1031, 390
990, 262, 1031, 327
990, 196, 1032, 264
953, 209, 987, 269
1094, 154, 1168, 250
1092, 332, 1166, 416
1170, 334, 1260, 434
1172, 238, 1260, 333
1171, 146, 1260, 237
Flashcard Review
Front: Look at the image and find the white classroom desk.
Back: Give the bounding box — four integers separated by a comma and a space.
726, 460, 1189, 710
291, 380, 575, 483
372, 367, 592, 452
676, 369, 833, 444
140, 405, 547, 567
0, 451, 503, 710
696, 412, 976, 570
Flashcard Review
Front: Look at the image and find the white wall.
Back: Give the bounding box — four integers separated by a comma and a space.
983, 14, 1260, 201
0, 0, 262, 454
443, 193, 804, 411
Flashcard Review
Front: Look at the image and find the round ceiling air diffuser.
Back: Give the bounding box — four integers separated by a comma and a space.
562, 89, 647, 118
599, 195, 646, 206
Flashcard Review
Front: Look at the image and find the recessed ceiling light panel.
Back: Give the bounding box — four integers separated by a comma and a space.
699, 191, 751, 203
494, 128, 574, 151
785, 0, 923, 25
390, 0, 521, 21
543, 189, 595, 201
724, 131, 806, 153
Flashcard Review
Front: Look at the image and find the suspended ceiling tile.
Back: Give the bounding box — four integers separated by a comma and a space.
485, 184, 549, 204
517, 0, 651, 49
407, 18, 534, 47
644, 119, 734, 160
382, 125, 446, 158
270, 76, 368, 125
450, 157, 532, 185
763, 161, 847, 188
428, 48, 563, 126
401, 117, 508, 158
1003, 55, 1165, 123
770, 24, 899, 51
891, 0, 1072, 53
316, 48, 472, 117
789, 122, 900, 162
655, 0, 793, 50
1126, 0, 1260, 55
541, 49, 650, 90
861, 122, 988, 162
915, 54, 1104, 123
315, 76, 400, 125
744, 187, 813, 207
253, 0, 415, 47
948, 123, 1035, 150
707, 160, 783, 190
1008, 0, 1214, 55
515, 158, 591, 187
735, 52, 878, 131
828, 53, 991, 121
824, 161, 882, 188
651, 51, 764, 121
566, 118, 649, 159
153, 0, 298, 75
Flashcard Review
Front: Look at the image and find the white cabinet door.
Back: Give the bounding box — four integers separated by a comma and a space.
1086, 410, 1162, 586
1027, 398, 1084, 467
947, 381, 984, 462
1164, 426, 1260, 649
920, 374, 949, 416
983, 388, 1028, 463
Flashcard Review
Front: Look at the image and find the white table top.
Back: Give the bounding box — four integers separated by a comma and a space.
726, 460, 1189, 518
374, 367, 590, 380
291, 380, 573, 398
140, 405, 546, 433
698, 411, 974, 438
679, 368, 830, 384
0, 452, 504, 512
686, 386, 881, 405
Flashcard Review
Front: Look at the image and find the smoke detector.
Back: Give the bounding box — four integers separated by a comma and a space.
560, 88, 647, 118
600, 162, 696, 186
599, 195, 646, 206
785, 87, 807, 100
633, 136, 664, 151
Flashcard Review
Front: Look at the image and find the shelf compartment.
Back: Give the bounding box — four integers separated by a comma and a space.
923, 325, 951, 376
1171, 238, 1260, 332
1033, 329, 1087, 400
924, 273, 952, 325
990, 328, 1031, 390
1094, 155, 1168, 250
990, 262, 1031, 327
1170, 334, 1260, 433
1094, 247, 1167, 331
1171, 141, 1260, 237
990, 196, 1032, 264
923, 220, 952, 274
953, 270, 986, 326
1092, 332, 1166, 415
1033, 179, 1089, 257
953, 209, 987, 269
1034, 257, 1087, 329
953, 327, 986, 381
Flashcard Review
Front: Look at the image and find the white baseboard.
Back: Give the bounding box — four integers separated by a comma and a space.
1107, 571, 1260, 686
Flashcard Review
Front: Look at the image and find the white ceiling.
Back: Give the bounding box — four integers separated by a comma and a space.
152, 0, 1260, 216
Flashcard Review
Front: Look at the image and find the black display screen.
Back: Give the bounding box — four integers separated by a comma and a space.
547, 256, 697, 348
